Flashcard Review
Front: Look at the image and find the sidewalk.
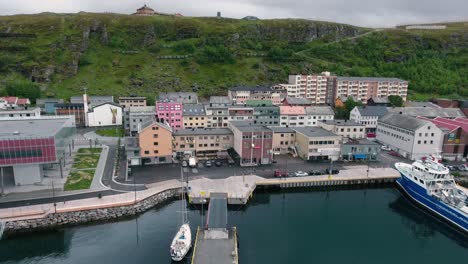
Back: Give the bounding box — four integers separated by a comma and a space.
0, 179, 180, 222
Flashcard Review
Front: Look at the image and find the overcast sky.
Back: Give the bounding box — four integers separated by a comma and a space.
0, 0, 466, 27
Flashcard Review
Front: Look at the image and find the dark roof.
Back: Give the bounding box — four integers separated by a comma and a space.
269, 126, 295, 133
320, 119, 363, 126
388, 107, 465, 118
55, 103, 84, 108
284, 97, 312, 105
379, 113, 428, 131
209, 96, 230, 105
173, 128, 232, 136
158, 92, 198, 104
305, 106, 334, 115
344, 138, 379, 146
183, 104, 206, 116
356, 106, 388, 117
229, 121, 271, 132
91, 102, 122, 109
246, 100, 273, 107
229, 86, 272, 92
405, 101, 439, 108
119, 96, 146, 100
336, 77, 407, 82
35, 98, 64, 106
368, 96, 389, 104
293, 127, 339, 138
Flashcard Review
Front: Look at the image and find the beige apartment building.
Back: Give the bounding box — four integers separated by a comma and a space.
334, 77, 408, 103
118, 96, 147, 109
318, 119, 366, 141
183, 104, 208, 129
277, 72, 336, 105
173, 128, 233, 160
138, 121, 173, 164
293, 127, 341, 161
270, 127, 296, 155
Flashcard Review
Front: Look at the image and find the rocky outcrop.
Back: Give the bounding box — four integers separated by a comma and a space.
3, 188, 179, 238
143, 25, 156, 46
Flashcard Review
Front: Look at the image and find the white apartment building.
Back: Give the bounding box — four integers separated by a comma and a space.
350, 106, 388, 133
335, 77, 408, 103
279, 106, 307, 127
0, 107, 41, 119
376, 113, 443, 160
318, 119, 366, 140
279, 72, 336, 105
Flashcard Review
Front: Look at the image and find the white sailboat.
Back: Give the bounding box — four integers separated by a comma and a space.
170, 168, 192, 261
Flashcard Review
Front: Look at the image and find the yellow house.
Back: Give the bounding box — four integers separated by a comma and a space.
183, 104, 208, 129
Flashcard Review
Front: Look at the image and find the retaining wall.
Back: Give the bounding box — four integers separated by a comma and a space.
3, 188, 180, 238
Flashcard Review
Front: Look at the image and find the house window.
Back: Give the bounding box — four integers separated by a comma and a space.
154, 142, 158, 146
144, 151, 149, 154
154, 150, 159, 154
153, 134, 158, 138
180, 144, 185, 148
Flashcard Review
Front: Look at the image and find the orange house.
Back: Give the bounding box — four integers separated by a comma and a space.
138, 121, 173, 164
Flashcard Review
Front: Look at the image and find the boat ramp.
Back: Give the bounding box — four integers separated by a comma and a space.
191, 193, 238, 264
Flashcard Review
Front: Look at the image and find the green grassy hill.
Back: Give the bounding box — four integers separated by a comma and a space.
0, 13, 467, 103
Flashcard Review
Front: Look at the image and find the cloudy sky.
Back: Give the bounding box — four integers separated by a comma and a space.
0, 0, 466, 27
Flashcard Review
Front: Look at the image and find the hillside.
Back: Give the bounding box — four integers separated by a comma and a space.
0, 13, 467, 103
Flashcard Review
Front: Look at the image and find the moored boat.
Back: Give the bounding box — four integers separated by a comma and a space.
394, 154, 468, 233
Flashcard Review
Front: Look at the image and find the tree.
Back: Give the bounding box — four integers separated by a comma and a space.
335, 97, 363, 119
5, 80, 41, 103
388, 95, 404, 107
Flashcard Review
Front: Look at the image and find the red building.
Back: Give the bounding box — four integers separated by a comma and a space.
229, 121, 273, 166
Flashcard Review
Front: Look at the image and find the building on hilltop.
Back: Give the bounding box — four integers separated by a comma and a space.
277, 72, 336, 105
133, 4, 156, 16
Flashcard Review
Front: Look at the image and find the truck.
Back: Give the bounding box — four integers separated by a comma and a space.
189, 157, 197, 168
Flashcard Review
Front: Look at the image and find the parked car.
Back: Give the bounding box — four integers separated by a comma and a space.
274, 169, 288, 177
457, 165, 467, 171
308, 170, 323, 176
227, 157, 235, 165
325, 169, 340, 175
215, 161, 222, 167
388, 150, 400, 157
271, 159, 277, 164
380, 145, 391, 151
205, 160, 212, 167
182, 160, 188, 167
294, 171, 309, 177
446, 165, 456, 171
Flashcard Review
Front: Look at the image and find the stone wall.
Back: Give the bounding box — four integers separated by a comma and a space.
3, 188, 180, 238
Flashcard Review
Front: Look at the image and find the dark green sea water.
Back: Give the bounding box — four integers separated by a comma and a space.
1, 188, 467, 264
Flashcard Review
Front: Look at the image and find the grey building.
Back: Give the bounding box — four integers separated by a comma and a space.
209, 96, 231, 107
125, 106, 155, 136
387, 107, 465, 119
158, 92, 198, 104
246, 100, 280, 126
350, 106, 389, 133
35, 98, 64, 114
341, 138, 380, 161
70, 95, 114, 106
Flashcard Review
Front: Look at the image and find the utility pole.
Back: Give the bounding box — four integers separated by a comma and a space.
59, 158, 63, 178
1, 167, 4, 196
52, 181, 57, 213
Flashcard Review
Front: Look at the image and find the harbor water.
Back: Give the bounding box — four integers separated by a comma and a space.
0, 188, 467, 263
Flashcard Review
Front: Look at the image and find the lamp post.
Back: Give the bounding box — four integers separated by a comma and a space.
1, 167, 4, 196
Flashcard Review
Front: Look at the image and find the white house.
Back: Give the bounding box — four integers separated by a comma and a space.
305, 106, 335, 126
350, 106, 388, 133
376, 113, 443, 160
87, 102, 123, 127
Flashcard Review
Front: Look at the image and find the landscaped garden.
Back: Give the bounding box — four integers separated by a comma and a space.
64, 147, 102, 191
95, 127, 124, 137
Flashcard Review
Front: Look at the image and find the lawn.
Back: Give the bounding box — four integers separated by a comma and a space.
63, 147, 103, 191
95, 127, 124, 137
77, 147, 103, 154
64, 170, 96, 191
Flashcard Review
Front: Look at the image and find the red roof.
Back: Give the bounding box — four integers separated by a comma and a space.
418, 116, 468, 133
2, 96, 18, 104
17, 98, 30, 105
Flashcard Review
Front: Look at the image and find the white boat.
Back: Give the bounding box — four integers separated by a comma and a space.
170, 168, 192, 261
170, 223, 192, 261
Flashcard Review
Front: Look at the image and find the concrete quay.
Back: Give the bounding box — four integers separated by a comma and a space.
188, 167, 400, 205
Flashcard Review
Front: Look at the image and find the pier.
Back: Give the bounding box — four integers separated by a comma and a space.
188, 167, 400, 204
192, 193, 238, 264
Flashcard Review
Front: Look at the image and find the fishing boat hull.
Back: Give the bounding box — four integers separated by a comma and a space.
395, 166, 468, 234
170, 223, 192, 261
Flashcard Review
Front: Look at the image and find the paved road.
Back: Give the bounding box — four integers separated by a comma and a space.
123, 153, 403, 185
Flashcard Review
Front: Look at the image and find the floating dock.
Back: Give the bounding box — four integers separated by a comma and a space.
191, 193, 238, 264
188, 167, 400, 204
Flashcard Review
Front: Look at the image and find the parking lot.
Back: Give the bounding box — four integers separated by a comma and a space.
122, 151, 412, 185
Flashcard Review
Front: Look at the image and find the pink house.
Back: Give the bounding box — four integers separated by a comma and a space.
156, 101, 183, 130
